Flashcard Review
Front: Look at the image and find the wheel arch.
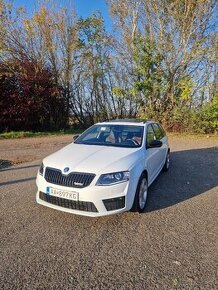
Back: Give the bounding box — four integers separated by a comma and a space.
141, 169, 148, 180
131, 169, 148, 212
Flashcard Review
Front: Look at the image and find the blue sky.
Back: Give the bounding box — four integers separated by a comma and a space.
13, 0, 112, 31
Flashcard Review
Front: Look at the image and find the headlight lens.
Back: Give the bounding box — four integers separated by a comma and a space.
39, 163, 44, 175
96, 171, 130, 186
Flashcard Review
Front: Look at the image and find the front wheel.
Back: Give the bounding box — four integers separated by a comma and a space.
131, 173, 148, 213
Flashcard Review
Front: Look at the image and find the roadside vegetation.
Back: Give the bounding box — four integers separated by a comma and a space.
0, 129, 82, 139
0, 0, 217, 134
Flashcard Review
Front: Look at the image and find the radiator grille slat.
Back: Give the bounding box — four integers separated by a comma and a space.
44, 167, 95, 188
39, 191, 98, 212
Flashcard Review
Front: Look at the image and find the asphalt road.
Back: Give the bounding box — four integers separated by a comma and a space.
0, 136, 218, 290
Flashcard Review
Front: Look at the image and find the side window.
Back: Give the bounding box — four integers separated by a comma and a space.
146, 125, 156, 146
159, 124, 166, 137
152, 123, 164, 140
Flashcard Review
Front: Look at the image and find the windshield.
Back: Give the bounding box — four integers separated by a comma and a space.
75, 124, 144, 148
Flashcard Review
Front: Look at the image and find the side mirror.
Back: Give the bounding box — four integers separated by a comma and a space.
147, 140, 162, 148
73, 135, 79, 142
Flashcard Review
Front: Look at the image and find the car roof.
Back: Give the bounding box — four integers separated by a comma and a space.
97, 119, 157, 126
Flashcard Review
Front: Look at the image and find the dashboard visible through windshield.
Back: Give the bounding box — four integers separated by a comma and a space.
75, 125, 144, 148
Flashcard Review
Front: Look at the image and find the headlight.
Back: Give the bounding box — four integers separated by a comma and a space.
39, 163, 44, 176
96, 171, 130, 186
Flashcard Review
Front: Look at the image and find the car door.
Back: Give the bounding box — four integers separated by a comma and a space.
145, 124, 161, 185
152, 123, 168, 168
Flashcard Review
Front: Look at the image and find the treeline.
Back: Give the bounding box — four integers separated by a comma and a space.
0, 0, 217, 133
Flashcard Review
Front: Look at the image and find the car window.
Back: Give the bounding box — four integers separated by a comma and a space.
146, 125, 156, 146
159, 124, 166, 137
83, 126, 100, 141
152, 123, 164, 140
75, 125, 144, 148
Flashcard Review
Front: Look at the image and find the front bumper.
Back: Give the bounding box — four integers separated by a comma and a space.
36, 174, 134, 217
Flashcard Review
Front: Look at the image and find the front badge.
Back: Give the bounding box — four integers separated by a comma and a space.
63, 167, 70, 173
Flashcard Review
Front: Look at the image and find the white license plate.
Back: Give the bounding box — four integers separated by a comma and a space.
46, 187, 79, 201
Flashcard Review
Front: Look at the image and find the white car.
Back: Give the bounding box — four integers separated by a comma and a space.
36, 120, 170, 217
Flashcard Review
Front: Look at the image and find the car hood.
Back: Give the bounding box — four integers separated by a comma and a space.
43, 143, 141, 174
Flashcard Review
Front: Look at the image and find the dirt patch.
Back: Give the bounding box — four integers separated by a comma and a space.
12, 156, 37, 165
0, 135, 72, 165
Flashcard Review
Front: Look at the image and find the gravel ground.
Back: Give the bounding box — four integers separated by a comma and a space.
0, 135, 217, 290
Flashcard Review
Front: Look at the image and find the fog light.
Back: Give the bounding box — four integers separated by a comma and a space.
103, 196, 125, 211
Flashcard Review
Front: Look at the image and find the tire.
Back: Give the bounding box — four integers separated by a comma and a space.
162, 150, 170, 172
131, 173, 148, 213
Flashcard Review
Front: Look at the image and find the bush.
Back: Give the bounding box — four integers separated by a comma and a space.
162, 106, 193, 133
192, 96, 218, 134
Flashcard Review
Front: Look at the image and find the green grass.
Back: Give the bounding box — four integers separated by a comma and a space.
168, 132, 218, 139
0, 129, 84, 139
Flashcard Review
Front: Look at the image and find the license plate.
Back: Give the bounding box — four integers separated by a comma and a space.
46, 187, 79, 201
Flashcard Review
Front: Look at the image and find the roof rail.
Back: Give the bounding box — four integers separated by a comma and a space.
105, 118, 147, 123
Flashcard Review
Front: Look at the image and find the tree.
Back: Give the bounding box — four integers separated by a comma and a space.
107, 0, 217, 127
0, 59, 67, 131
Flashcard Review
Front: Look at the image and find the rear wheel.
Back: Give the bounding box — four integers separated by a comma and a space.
131, 173, 148, 213
162, 150, 170, 172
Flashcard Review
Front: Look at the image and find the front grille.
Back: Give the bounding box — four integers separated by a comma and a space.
39, 191, 98, 212
44, 167, 95, 188
103, 196, 125, 211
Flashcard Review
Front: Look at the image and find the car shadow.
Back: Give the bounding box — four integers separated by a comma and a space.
0, 177, 36, 187
0, 164, 40, 172
146, 146, 218, 212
